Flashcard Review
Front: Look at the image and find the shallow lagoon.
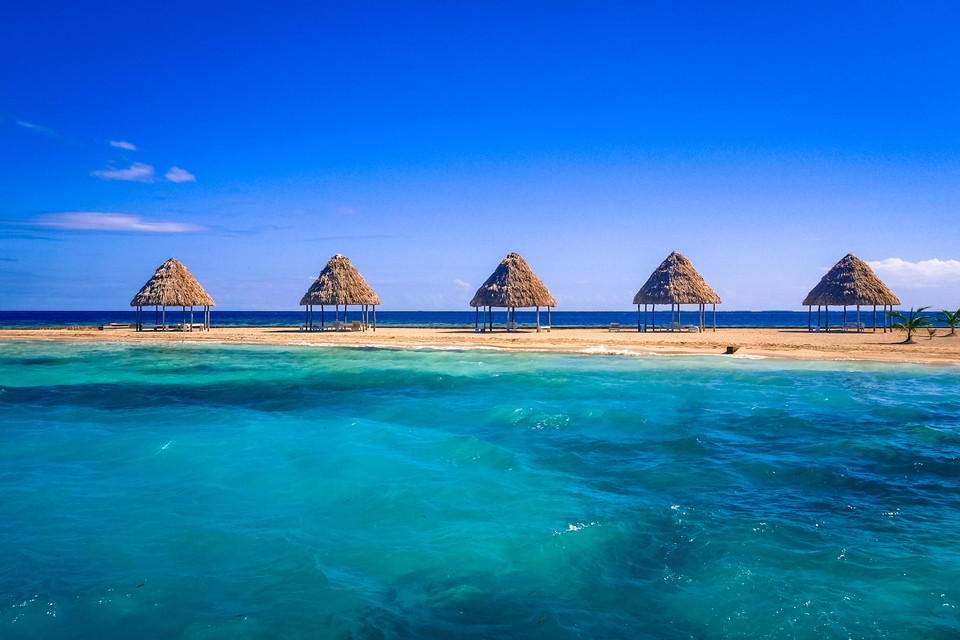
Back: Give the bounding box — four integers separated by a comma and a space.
1, 341, 958, 638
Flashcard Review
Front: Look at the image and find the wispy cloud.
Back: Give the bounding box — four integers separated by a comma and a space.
92, 161, 195, 183
452, 278, 472, 291
92, 162, 156, 182
16, 120, 56, 136
868, 258, 960, 288
109, 140, 137, 151
164, 166, 196, 183
336, 206, 358, 216
34, 212, 204, 233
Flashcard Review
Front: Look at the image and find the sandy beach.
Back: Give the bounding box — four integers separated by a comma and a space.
1, 325, 958, 365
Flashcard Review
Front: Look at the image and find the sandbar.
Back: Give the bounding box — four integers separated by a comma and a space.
1, 325, 958, 365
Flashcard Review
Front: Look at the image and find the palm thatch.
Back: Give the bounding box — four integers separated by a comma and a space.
300, 255, 381, 306
130, 258, 215, 307
470, 253, 556, 308
633, 251, 721, 305
802, 253, 900, 306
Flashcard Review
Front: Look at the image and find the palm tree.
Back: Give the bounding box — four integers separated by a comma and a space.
888, 307, 931, 344
940, 308, 960, 336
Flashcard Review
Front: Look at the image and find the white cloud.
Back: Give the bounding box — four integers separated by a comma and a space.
452, 278, 472, 291
92, 162, 156, 182
164, 166, 196, 183
16, 120, 56, 136
35, 212, 203, 233
868, 258, 960, 288
109, 140, 137, 151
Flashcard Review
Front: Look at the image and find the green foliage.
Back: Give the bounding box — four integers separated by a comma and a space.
939, 308, 960, 336
888, 307, 931, 344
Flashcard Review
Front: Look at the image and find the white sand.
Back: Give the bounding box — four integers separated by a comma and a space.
2, 325, 958, 365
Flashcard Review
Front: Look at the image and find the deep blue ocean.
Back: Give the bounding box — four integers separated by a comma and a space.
0, 309, 913, 329
1, 341, 958, 638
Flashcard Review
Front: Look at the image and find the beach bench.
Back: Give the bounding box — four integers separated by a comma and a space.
506, 321, 519, 332
608, 323, 621, 332
352, 320, 363, 331
841, 322, 864, 332
99, 323, 135, 330
658, 323, 701, 333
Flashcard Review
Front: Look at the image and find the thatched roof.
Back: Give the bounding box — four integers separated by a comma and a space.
300, 254, 381, 306
470, 253, 557, 308
632, 251, 721, 305
130, 258, 215, 307
802, 253, 900, 306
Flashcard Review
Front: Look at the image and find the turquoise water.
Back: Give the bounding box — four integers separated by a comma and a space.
1, 342, 959, 639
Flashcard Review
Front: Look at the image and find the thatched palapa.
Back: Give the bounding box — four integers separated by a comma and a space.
470, 253, 556, 332
300, 254, 380, 331
632, 251, 721, 332
803, 253, 900, 332
130, 258, 214, 331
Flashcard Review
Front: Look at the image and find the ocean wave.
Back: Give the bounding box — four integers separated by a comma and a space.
552, 521, 600, 536
295, 341, 508, 353
579, 345, 664, 357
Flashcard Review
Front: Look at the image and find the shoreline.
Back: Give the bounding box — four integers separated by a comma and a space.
1, 326, 958, 365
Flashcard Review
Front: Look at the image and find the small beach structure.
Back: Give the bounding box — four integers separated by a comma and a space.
803, 253, 900, 332
299, 254, 381, 331
130, 258, 214, 331
470, 253, 556, 332
633, 251, 721, 332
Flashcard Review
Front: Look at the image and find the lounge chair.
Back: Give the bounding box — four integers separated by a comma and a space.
609, 323, 621, 332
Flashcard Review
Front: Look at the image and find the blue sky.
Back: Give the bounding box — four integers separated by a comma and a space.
2, 1, 958, 311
